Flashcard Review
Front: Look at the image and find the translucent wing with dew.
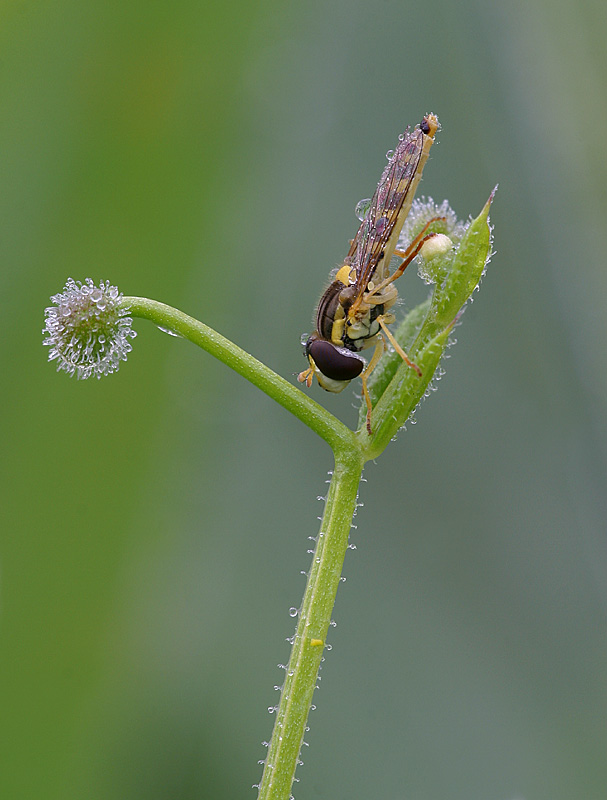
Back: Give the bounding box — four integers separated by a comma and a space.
345, 121, 429, 302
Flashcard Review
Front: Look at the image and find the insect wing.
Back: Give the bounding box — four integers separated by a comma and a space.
346, 123, 426, 296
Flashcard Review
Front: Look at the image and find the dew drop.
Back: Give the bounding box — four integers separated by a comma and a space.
386, 148, 394, 160
355, 198, 371, 220
289, 607, 298, 617
156, 325, 182, 338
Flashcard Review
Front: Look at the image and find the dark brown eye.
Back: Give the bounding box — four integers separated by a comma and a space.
308, 339, 364, 381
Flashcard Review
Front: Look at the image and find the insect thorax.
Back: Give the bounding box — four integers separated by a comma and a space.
315, 273, 399, 353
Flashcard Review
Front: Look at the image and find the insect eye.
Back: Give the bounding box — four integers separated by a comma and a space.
308, 339, 364, 381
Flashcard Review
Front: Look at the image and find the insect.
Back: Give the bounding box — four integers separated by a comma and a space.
298, 113, 442, 433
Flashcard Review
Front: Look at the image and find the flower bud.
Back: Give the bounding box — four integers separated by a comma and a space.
397, 197, 467, 252
419, 233, 453, 261
417, 233, 454, 286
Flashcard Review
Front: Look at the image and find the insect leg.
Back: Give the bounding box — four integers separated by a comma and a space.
297, 364, 315, 388
377, 316, 422, 377
361, 338, 386, 434
370, 216, 447, 298
392, 216, 447, 260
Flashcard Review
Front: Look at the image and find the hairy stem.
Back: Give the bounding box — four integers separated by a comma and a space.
257, 449, 364, 800
122, 296, 368, 798
121, 296, 366, 800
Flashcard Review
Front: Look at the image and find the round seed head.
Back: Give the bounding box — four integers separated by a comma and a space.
42, 278, 136, 379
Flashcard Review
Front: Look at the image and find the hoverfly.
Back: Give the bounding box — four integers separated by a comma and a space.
298, 113, 442, 433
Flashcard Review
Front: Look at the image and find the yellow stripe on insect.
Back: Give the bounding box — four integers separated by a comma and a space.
335, 264, 354, 285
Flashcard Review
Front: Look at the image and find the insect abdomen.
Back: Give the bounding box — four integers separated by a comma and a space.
315, 280, 346, 342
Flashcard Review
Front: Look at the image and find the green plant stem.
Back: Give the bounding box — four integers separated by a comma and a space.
257, 449, 364, 800
121, 297, 358, 455
123, 296, 366, 800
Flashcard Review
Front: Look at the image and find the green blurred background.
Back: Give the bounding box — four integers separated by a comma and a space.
2, 1, 606, 798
